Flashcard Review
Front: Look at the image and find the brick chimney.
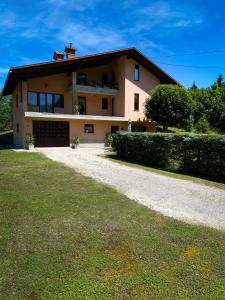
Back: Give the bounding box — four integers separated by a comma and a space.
65, 43, 76, 59
53, 51, 64, 60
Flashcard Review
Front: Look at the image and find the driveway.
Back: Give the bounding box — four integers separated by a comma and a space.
38, 147, 225, 230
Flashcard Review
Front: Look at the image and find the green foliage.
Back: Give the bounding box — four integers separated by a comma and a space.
105, 132, 113, 146
112, 132, 225, 178
71, 135, 80, 148
0, 93, 12, 132
24, 133, 34, 148
194, 116, 210, 133
145, 85, 192, 131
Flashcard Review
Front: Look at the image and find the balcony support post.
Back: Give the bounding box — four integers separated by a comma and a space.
72, 72, 78, 113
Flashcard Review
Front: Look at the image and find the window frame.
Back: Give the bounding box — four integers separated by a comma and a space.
27, 92, 38, 107
84, 124, 94, 134
134, 64, 140, 81
102, 98, 108, 110
27, 91, 64, 112
134, 93, 139, 111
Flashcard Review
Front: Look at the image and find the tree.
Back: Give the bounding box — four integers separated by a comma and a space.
211, 74, 225, 90
0, 92, 12, 132
145, 85, 192, 132
190, 82, 198, 90
216, 74, 224, 87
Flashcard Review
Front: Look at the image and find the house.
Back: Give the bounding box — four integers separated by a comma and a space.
2, 44, 178, 147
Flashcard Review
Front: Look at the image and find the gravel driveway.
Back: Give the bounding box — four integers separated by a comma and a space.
39, 146, 225, 230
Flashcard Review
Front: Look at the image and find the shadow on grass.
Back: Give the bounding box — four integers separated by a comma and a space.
105, 152, 225, 187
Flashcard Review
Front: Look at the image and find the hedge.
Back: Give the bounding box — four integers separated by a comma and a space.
112, 132, 225, 178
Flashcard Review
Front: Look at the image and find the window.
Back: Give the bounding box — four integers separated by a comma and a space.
54, 94, 64, 108
102, 98, 108, 110
102, 72, 108, 86
78, 96, 86, 115
134, 93, 139, 111
84, 124, 94, 133
46, 93, 53, 113
134, 64, 139, 81
16, 123, 19, 133
28, 92, 38, 106
77, 73, 87, 85
27, 91, 64, 112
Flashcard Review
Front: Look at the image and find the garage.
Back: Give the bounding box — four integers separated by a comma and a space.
33, 121, 69, 147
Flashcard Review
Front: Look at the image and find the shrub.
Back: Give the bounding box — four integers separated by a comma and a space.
195, 116, 210, 133
24, 133, 34, 149
105, 133, 113, 147
112, 132, 225, 178
145, 85, 192, 132
71, 136, 80, 148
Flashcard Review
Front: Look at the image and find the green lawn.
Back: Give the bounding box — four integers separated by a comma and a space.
0, 149, 225, 299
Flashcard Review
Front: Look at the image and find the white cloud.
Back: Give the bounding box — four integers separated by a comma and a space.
129, 1, 203, 33
46, 0, 96, 11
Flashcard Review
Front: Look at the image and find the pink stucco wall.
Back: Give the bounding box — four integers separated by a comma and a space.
124, 58, 160, 121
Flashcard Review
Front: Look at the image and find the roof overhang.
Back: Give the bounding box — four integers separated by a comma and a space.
2, 47, 180, 95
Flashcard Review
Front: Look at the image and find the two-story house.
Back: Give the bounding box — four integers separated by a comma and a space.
2, 44, 178, 147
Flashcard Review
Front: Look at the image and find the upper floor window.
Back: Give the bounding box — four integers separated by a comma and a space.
27, 91, 64, 112
28, 92, 38, 106
134, 64, 139, 81
77, 73, 87, 85
102, 98, 108, 110
134, 93, 139, 111
54, 94, 64, 108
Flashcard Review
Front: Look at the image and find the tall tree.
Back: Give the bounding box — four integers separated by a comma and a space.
190, 82, 198, 90
0, 92, 13, 132
145, 85, 192, 132
216, 74, 224, 87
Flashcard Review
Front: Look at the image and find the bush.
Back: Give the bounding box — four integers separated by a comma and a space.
24, 133, 34, 149
105, 133, 113, 146
71, 136, 80, 148
112, 132, 225, 178
145, 85, 192, 132
195, 116, 210, 133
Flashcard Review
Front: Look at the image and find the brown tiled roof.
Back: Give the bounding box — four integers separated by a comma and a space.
2, 47, 180, 95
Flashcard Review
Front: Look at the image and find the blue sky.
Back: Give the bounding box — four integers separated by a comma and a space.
1, 0, 225, 89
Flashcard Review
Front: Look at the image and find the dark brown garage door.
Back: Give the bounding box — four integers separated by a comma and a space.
33, 121, 69, 147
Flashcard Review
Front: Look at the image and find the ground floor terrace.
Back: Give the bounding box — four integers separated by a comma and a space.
15, 112, 155, 147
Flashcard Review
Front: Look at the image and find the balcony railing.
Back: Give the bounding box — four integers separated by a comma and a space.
75, 81, 119, 96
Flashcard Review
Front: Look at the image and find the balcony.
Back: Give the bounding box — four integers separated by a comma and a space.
71, 81, 119, 96
25, 111, 127, 122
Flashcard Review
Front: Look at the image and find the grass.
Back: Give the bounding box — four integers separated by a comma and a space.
103, 151, 225, 190
0, 149, 225, 299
